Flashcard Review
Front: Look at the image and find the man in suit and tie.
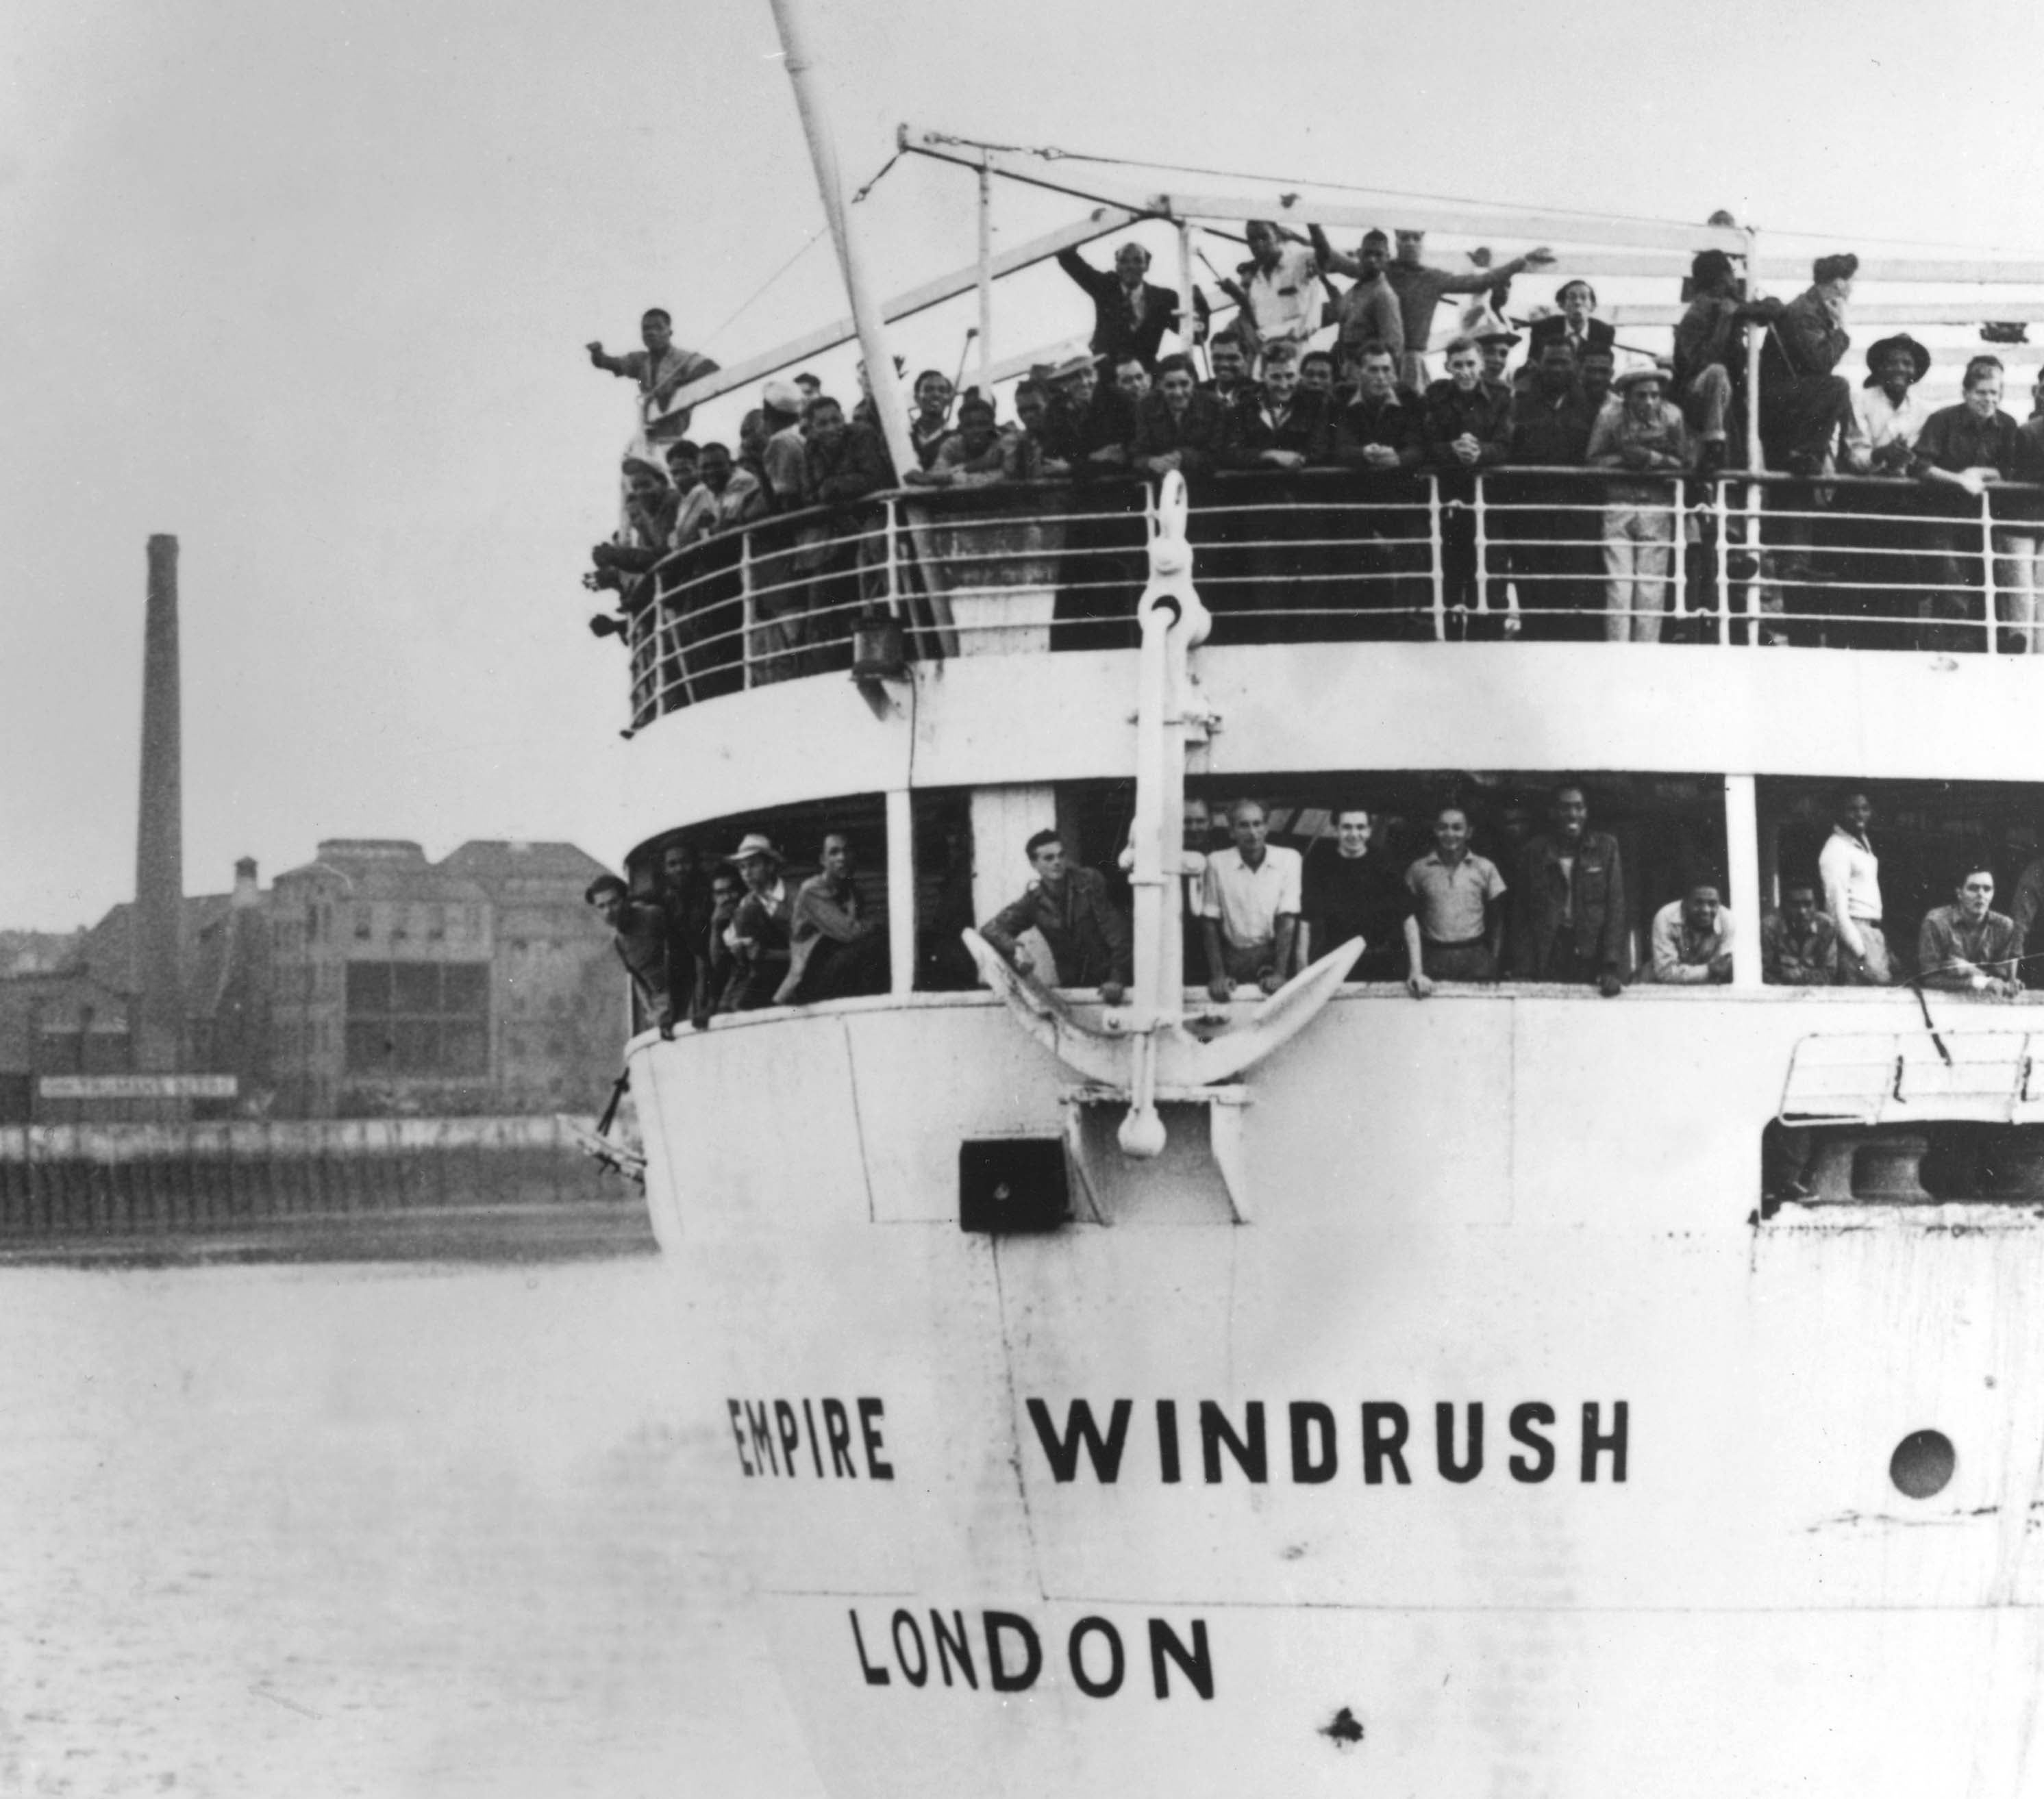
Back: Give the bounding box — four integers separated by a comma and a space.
1527, 281, 1616, 364
1057, 239, 1183, 373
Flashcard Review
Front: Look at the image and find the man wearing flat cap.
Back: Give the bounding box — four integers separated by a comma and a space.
1759, 252, 1860, 475
1473, 322, 1521, 397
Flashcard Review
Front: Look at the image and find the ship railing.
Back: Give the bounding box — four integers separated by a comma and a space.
616, 469, 2044, 729
1780, 1030, 2044, 1127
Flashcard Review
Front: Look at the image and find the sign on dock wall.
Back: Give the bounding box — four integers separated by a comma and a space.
38, 1074, 238, 1100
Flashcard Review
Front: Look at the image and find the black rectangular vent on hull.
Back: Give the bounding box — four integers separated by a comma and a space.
959, 1139, 1070, 1234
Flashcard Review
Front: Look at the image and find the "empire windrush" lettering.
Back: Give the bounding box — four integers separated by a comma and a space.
1025, 1398, 1630, 1485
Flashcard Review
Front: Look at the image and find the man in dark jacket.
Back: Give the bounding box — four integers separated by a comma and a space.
1510, 785, 1628, 994
1759, 253, 1858, 475
1912, 354, 2022, 650
1426, 334, 1512, 631
1057, 240, 1182, 372
586, 874, 678, 1037
1221, 341, 1335, 469
1503, 338, 1601, 637
1218, 340, 1336, 636
1333, 342, 1428, 633
777, 831, 888, 1003
802, 395, 898, 659
1132, 355, 1229, 478
980, 829, 1132, 1003
1527, 280, 1615, 365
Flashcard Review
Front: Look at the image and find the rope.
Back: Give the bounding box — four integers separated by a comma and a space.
919, 131, 1718, 235
699, 152, 903, 353
699, 227, 830, 354
919, 131, 2042, 257
851, 150, 901, 204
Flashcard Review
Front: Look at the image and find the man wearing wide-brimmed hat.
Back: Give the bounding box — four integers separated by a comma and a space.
723, 833, 796, 1011
1830, 334, 1936, 646
1843, 335, 1932, 475
1586, 364, 1693, 643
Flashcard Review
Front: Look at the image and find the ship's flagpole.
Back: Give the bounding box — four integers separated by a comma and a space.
764, 0, 918, 479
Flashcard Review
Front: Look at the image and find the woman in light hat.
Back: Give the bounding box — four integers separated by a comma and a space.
723, 833, 795, 1010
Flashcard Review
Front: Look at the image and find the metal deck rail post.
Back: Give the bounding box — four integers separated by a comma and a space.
884, 496, 901, 618
739, 527, 756, 689
1670, 484, 1688, 623
1473, 475, 1490, 621
1743, 481, 1763, 638
1981, 490, 1999, 653
1427, 477, 1446, 640
1713, 479, 1732, 644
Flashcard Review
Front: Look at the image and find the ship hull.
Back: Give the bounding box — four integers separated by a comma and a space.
637, 987, 2044, 1796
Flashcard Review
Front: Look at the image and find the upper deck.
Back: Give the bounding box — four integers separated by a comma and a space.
614, 466, 2044, 831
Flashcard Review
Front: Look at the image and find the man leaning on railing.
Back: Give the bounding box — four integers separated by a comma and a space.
1917, 865, 2023, 997
980, 828, 1131, 1005
1912, 355, 2019, 652
1501, 338, 1600, 640
1586, 366, 1692, 644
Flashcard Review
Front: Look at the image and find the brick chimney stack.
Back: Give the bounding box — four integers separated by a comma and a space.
232, 857, 260, 908
132, 534, 186, 1072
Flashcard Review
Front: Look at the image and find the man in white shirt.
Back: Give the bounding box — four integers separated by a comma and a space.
1219, 221, 1325, 360
1843, 336, 1932, 474
1199, 799, 1303, 1000
1835, 336, 1934, 646
1817, 789, 1891, 984
1646, 880, 1736, 984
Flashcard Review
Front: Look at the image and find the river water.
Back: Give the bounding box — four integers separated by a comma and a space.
0, 1252, 828, 1798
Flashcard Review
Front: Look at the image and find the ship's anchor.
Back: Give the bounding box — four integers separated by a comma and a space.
964, 473, 1359, 1167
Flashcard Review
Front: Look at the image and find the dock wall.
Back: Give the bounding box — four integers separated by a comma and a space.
0, 1116, 614, 1239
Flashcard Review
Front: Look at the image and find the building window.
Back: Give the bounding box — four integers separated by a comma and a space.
344, 961, 490, 1076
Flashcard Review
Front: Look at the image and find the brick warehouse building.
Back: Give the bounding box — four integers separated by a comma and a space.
1, 840, 624, 1122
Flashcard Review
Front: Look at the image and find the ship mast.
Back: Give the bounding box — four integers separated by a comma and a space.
764, 0, 917, 479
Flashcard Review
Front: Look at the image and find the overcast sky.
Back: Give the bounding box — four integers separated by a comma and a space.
6, 0, 2044, 929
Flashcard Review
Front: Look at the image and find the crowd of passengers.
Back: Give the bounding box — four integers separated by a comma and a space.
585, 784, 2044, 1038
585, 831, 890, 1035
980, 785, 2044, 1003
585, 229, 2044, 655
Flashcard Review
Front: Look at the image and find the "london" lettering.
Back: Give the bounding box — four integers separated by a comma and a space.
847, 1606, 1214, 1700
